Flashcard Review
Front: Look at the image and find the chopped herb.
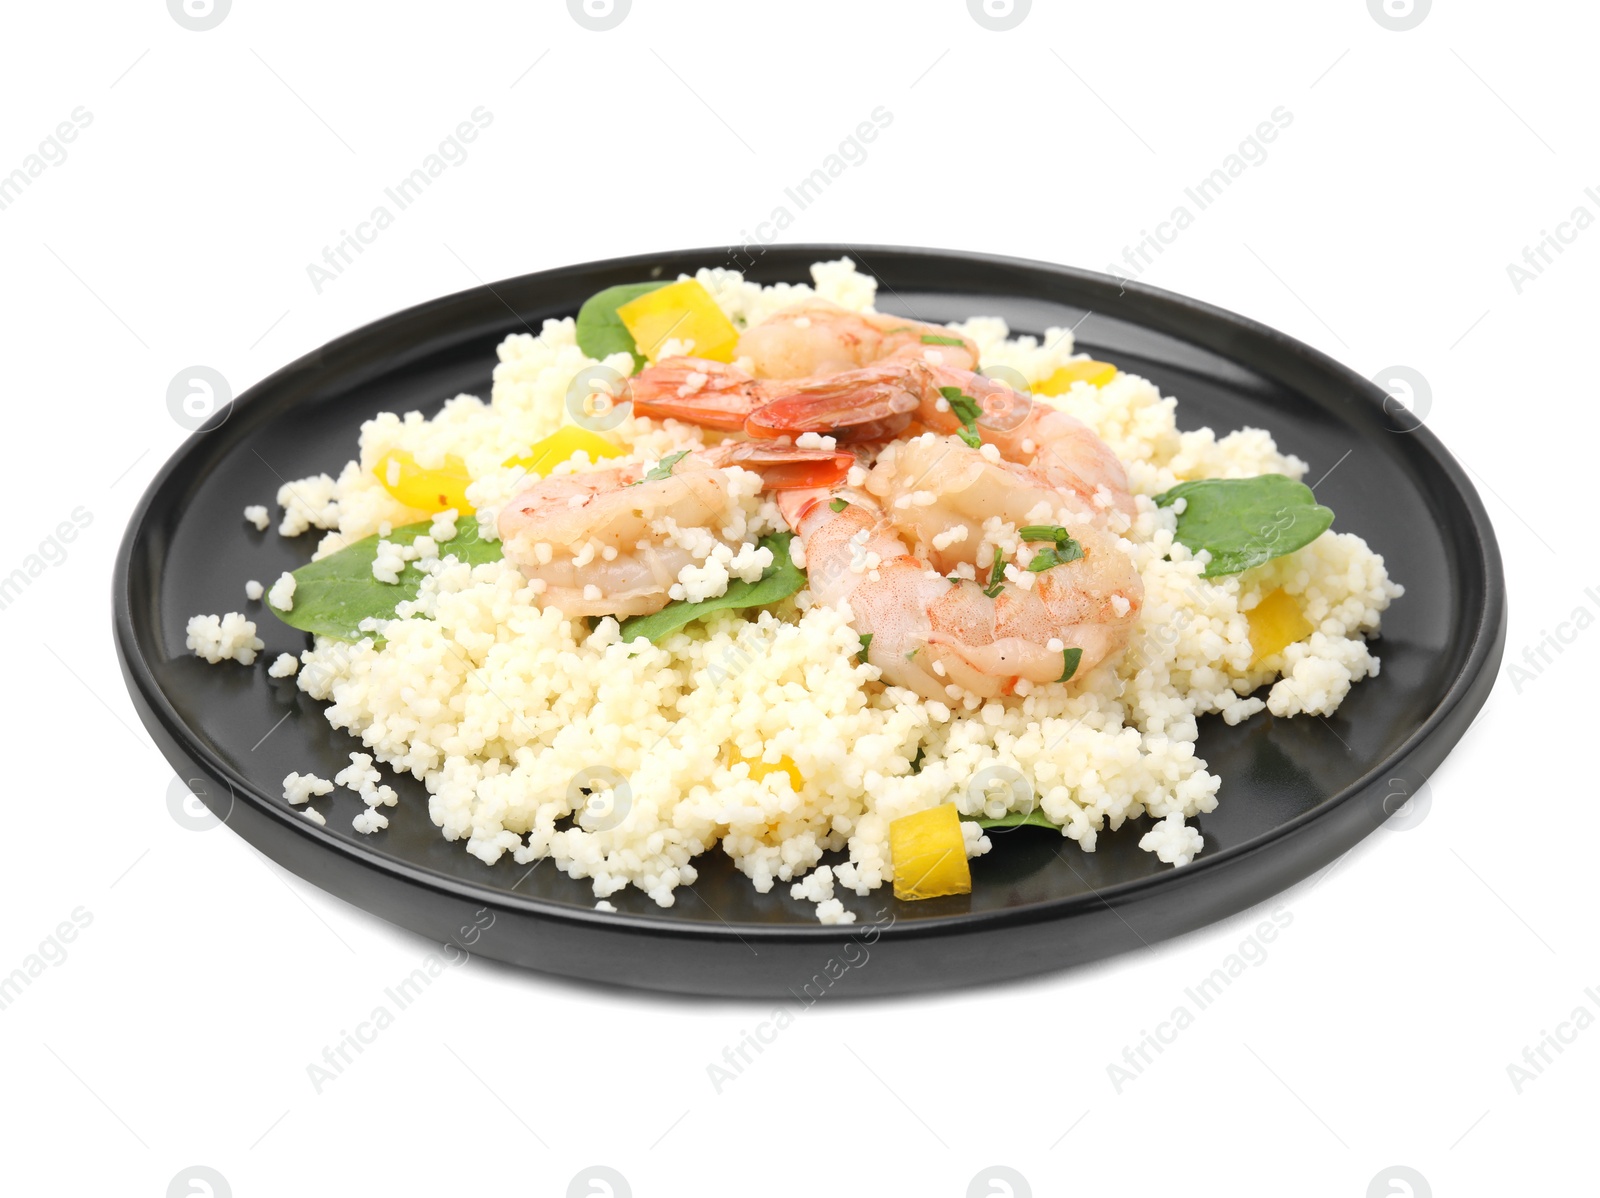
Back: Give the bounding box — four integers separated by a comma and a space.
910, 745, 926, 773
1019, 525, 1085, 571
883, 326, 913, 334
940, 386, 982, 425
1058, 647, 1083, 682
906, 647, 920, 661
1026, 540, 1085, 572
939, 385, 984, 449
920, 334, 967, 346
629, 449, 690, 486
982, 546, 1006, 598
856, 632, 873, 663
829, 497, 848, 512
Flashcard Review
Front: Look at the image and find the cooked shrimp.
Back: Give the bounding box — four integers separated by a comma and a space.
922, 366, 1137, 521
735, 300, 978, 379
781, 435, 1143, 701
744, 361, 933, 444
498, 443, 852, 617
738, 361, 1136, 522
629, 357, 771, 430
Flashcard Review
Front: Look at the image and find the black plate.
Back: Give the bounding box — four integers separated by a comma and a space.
113, 246, 1504, 997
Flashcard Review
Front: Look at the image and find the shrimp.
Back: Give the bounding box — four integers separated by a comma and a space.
744, 361, 933, 444
741, 361, 1136, 522
780, 434, 1142, 701
922, 366, 1137, 521
498, 442, 852, 617
735, 300, 979, 379
628, 307, 979, 435
629, 357, 771, 430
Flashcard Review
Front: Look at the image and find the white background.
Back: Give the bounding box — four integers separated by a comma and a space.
1, 1, 1590, 1195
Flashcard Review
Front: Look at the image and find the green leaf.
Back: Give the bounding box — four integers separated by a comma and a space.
829, 497, 848, 513
617, 532, 805, 643
629, 449, 689, 486
1058, 646, 1083, 682
1026, 540, 1084, 572
963, 808, 1062, 831
1018, 524, 1072, 543
939, 385, 982, 426
269, 519, 503, 642
575, 281, 667, 372
983, 546, 1005, 598
856, 632, 873, 663
939, 385, 984, 449
920, 334, 966, 346
1154, 474, 1335, 578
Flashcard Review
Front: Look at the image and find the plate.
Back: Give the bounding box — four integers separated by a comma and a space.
113, 245, 1504, 997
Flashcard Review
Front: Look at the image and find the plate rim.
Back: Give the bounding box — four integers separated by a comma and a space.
112, 243, 1506, 943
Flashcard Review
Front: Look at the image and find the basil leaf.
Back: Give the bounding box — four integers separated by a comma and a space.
1155, 474, 1334, 578
1058, 646, 1083, 682
269, 518, 503, 642
618, 532, 804, 643
963, 808, 1061, 831
575, 281, 667, 372
920, 334, 966, 346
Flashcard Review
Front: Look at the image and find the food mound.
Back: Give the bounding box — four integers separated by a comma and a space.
188, 259, 1401, 923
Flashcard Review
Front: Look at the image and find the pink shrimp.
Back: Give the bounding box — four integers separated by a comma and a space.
781, 435, 1143, 700
740, 361, 1136, 522
498, 442, 852, 618
734, 300, 979, 380
921, 366, 1137, 521
628, 358, 772, 430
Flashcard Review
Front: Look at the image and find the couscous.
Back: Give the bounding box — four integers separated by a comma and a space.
192, 259, 1402, 923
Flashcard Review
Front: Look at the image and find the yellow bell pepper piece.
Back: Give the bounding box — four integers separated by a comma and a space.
503, 426, 625, 476
1246, 587, 1315, 666
616, 279, 739, 363
1034, 359, 1118, 396
889, 803, 972, 901
726, 746, 804, 793
374, 449, 474, 515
